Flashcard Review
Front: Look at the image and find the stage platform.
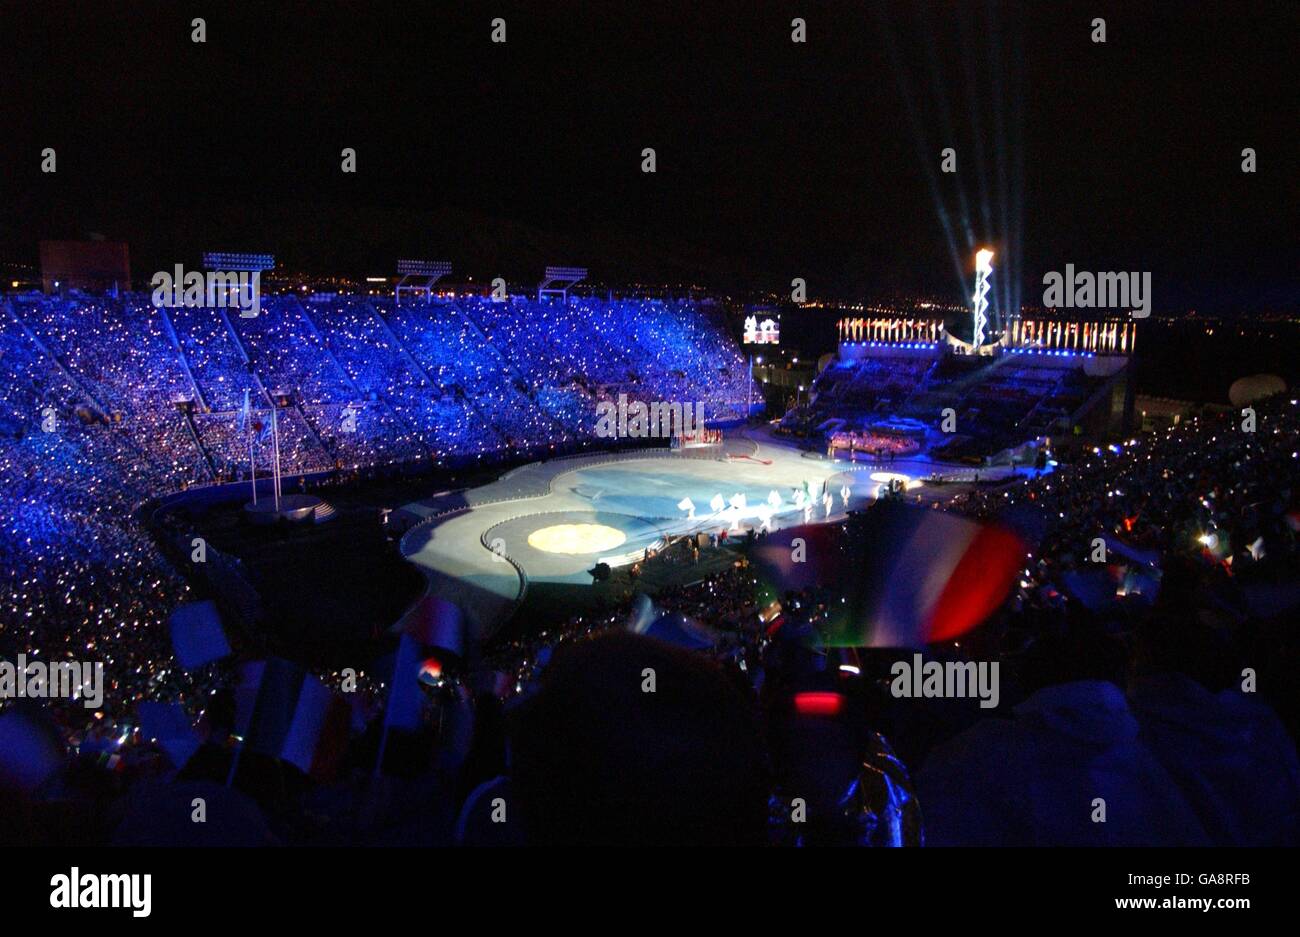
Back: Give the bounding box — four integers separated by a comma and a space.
243, 493, 335, 525
397, 429, 1040, 644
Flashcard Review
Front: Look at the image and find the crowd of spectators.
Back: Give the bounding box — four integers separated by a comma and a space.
948, 395, 1300, 594
806, 354, 933, 420
0, 310, 207, 750
4, 291, 748, 488
800, 349, 1106, 460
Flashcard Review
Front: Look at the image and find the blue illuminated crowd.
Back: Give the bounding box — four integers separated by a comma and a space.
0, 290, 747, 733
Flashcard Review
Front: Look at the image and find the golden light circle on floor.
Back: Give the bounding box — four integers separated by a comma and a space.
527, 523, 627, 554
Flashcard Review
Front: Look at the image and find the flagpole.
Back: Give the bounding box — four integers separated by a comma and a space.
249, 416, 257, 505
271, 407, 282, 512
270, 407, 277, 510
242, 389, 257, 505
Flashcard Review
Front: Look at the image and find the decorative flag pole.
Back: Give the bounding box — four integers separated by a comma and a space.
271, 406, 282, 512
241, 389, 257, 505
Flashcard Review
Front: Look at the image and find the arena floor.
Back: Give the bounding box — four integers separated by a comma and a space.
397, 428, 1028, 642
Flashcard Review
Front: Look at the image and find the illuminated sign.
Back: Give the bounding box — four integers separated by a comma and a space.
743, 315, 780, 345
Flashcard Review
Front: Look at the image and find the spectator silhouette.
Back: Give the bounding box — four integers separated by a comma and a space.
917, 623, 1209, 846
505, 631, 769, 846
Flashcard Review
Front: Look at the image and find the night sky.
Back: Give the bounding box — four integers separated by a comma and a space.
1, 0, 1295, 312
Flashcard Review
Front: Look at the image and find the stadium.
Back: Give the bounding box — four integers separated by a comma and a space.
4, 254, 1299, 853
2, 250, 1133, 656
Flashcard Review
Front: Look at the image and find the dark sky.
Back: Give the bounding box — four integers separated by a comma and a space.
1, 0, 1295, 312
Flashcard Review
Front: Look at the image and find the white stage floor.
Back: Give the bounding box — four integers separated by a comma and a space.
398, 428, 1035, 642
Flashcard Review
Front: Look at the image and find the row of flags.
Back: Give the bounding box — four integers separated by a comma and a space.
156, 589, 468, 782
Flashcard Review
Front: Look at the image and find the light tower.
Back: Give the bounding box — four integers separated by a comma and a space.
971, 248, 994, 348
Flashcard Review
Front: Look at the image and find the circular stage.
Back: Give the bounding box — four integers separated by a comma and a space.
488, 511, 667, 582
527, 523, 627, 554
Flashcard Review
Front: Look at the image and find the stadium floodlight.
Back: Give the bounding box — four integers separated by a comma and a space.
203, 252, 274, 271
971, 248, 994, 348
397, 259, 453, 278
544, 266, 588, 281
538, 265, 588, 303
395, 259, 452, 305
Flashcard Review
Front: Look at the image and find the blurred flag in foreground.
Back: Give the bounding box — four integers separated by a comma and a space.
1103, 534, 1161, 569
751, 500, 1024, 648
168, 600, 232, 670
0, 708, 66, 793
136, 700, 201, 769
382, 632, 427, 732
234, 658, 349, 779
626, 593, 718, 649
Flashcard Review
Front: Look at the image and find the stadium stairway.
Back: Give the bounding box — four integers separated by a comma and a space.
181, 408, 219, 480
154, 303, 210, 411
214, 304, 276, 410
291, 296, 361, 397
